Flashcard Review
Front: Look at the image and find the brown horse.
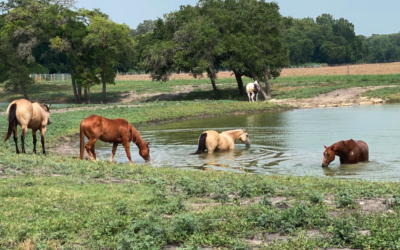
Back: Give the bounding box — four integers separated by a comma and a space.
190, 129, 250, 154
4, 99, 51, 154
79, 115, 150, 164
322, 139, 369, 167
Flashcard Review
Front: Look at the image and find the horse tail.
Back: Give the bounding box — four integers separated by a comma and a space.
190, 133, 207, 155
4, 103, 17, 142
80, 122, 85, 160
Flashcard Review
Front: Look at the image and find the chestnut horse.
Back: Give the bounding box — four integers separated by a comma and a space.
190, 129, 250, 154
322, 139, 369, 167
4, 99, 51, 154
79, 115, 150, 164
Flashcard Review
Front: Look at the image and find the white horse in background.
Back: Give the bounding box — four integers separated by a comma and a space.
246, 80, 261, 102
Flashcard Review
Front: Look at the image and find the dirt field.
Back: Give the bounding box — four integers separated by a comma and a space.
116, 62, 400, 81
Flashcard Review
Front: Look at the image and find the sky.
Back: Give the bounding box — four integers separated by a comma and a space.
75, 0, 400, 37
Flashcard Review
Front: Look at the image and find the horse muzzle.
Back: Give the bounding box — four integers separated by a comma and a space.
245, 141, 250, 146
322, 162, 329, 167
47, 119, 52, 125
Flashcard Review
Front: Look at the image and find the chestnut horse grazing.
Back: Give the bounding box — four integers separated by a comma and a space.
322, 139, 369, 167
79, 115, 150, 164
4, 99, 51, 154
190, 129, 250, 154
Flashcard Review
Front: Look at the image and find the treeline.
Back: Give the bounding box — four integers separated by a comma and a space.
1, 0, 399, 103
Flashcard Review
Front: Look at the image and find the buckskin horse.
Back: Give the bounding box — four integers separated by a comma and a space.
4, 99, 51, 154
79, 115, 150, 164
190, 129, 250, 154
322, 139, 369, 167
246, 80, 261, 102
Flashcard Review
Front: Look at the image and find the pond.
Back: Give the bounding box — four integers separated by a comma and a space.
95, 104, 400, 181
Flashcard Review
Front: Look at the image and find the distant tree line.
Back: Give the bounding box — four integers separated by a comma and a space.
1, 0, 399, 102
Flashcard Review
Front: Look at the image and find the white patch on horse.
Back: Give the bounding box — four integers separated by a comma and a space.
246, 80, 261, 102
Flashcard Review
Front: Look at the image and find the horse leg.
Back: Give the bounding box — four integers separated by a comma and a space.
251, 93, 255, 102
110, 142, 118, 162
21, 126, 28, 154
40, 127, 47, 155
122, 141, 133, 165
256, 93, 258, 102
90, 143, 97, 161
247, 92, 251, 102
85, 138, 98, 161
32, 129, 37, 154
12, 124, 19, 154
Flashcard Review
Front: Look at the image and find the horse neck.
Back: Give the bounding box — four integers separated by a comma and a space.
130, 126, 146, 148
332, 142, 350, 157
225, 130, 243, 141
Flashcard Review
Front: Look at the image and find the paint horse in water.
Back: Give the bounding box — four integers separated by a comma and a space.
322, 139, 369, 167
190, 129, 250, 154
246, 80, 261, 102
80, 115, 150, 164
4, 99, 51, 154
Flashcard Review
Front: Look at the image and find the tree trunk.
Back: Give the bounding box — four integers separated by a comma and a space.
233, 70, 245, 96
68, 62, 79, 103
206, 68, 219, 97
262, 67, 271, 99
77, 85, 82, 103
22, 86, 29, 100
252, 71, 268, 100
88, 87, 91, 104
84, 87, 88, 102
101, 71, 106, 103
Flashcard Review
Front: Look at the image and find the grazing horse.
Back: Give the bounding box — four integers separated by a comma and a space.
322, 139, 369, 167
190, 129, 250, 154
79, 115, 150, 164
4, 99, 51, 154
246, 80, 261, 102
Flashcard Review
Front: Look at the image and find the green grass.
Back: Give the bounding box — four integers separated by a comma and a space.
270, 74, 400, 99
362, 86, 400, 102
0, 78, 244, 103
2, 74, 400, 104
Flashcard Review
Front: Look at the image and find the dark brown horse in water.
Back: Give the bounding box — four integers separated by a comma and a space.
80, 115, 150, 164
322, 139, 369, 167
4, 99, 51, 154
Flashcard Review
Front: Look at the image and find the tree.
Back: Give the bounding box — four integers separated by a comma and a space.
80, 9, 135, 103
130, 20, 156, 37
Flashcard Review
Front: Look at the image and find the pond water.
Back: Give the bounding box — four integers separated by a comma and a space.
95, 104, 400, 181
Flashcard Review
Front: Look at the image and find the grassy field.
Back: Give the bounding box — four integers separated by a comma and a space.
1, 74, 400, 105
2, 74, 400, 249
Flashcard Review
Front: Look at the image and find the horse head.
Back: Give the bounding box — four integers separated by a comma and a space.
322, 145, 336, 167
238, 129, 250, 146
139, 141, 151, 162
41, 103, 52, 125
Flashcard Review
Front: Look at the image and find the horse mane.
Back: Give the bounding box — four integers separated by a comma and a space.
130, 125, 146, 148
332, 140, 356, 152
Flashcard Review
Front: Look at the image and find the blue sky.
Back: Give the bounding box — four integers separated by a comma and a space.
75, 0, 400, 36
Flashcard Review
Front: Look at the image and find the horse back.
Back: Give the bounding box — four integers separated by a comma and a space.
356, 140, 369, 161
7, 99, 33, 126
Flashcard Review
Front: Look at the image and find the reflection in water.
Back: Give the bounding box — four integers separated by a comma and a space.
95, 104, 400, 181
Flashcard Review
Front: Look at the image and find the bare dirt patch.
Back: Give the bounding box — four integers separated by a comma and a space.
51, 133, 80, 156
357, 198, 389, 214
270, 85, 396, 108
247, 230, 327, 246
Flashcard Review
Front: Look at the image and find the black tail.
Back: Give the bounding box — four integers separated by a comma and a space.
4, 103, 17, 142
190, 133, 207, 155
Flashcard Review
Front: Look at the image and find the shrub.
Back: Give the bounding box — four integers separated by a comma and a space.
309, 192, 324, 204
336, 190, 356, 208
212, 186, 230, 204
175, 177, 209, 197
259, 196, 273, 207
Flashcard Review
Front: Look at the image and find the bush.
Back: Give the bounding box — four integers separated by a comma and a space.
117, 216, 166, 250
212, 186, 230, 204
336, 190, 356, 208
259, 196, 273, 207
309, 192, 324, 204
175, 177, 209, 197
173, 214, 198, 239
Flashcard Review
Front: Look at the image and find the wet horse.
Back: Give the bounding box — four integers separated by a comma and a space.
79, 115, 150, 164
246, 80, 261, 102
190, 129, 250, 154
4, 99, 51, 154
322, 139, 369, 167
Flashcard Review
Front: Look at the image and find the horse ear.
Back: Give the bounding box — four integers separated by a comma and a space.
48, 104, 51, 109
324, 145, 327, 148
243, 129, 247, 133
147, 142, 151, 146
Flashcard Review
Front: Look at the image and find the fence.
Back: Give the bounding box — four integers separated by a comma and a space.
29, 73, 72, 81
